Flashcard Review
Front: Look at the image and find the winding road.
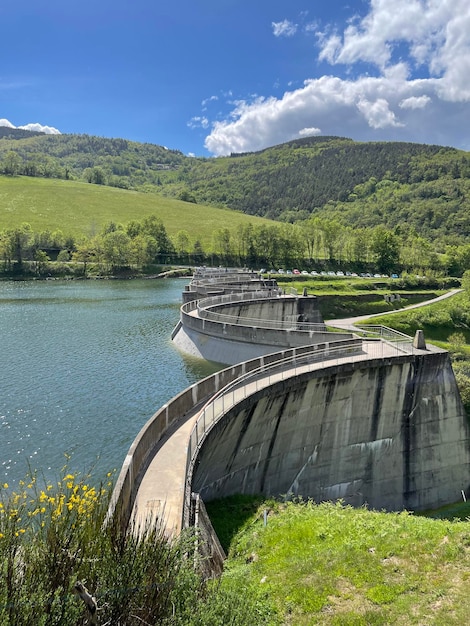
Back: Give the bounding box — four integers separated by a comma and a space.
326, 288, 462, 332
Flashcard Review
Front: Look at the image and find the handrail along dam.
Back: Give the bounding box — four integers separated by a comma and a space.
108, 269, 470, 560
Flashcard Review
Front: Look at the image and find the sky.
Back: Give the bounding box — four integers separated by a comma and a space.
1, 0, 469, 157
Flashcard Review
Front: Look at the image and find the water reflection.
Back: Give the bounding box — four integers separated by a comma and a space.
0, 278, 218, 487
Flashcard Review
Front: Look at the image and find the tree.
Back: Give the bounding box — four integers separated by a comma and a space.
370, 227, 400, 273
57, 250, 71, 262
3, 224, 33, 270
461, 270, 470, 299
175, 230, 191, 262
84, 166, 106, 185
126, 220, 142, 238
101, 221, 122, 235
73, 240, 96, 277
321, 219, 342, 261
33, 250, 50, 276
212, 228, 233, 265
141, 216, 175, 262
192, 239, 205, 264
252, 225, 281, 268
178, 189, 197, 203
351, 228, 370, 265
102, 231, 132, 270
300, 219, 317, 262
3, 151, 22, 176
130, 234, 158, 268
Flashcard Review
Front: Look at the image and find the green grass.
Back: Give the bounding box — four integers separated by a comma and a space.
0, 175, 272, 246
276, 275, 450, 319
211, 498, 470, 625
361, 291, 469, 342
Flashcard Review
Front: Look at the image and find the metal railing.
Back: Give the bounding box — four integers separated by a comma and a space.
192, 290, 326, 332
190, 275, 264, 287
181, 289, 278, 317
354, 325, 414, 353
192, 268, 257, 280
196, 290, 279, 309
197, 307, 326, 331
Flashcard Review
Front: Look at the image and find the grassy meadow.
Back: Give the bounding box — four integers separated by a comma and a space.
0, 175, 272, 247
206, 497, 470, 626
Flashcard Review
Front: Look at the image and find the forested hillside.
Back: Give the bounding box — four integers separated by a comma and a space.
0, 132, 185, 188
162, 137, 462, 218
1, 132, 470, 244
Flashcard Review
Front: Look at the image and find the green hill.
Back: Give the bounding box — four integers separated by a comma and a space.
0, 176, 272, 249
1, 132, 470, 244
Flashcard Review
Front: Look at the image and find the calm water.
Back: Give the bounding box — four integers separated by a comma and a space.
0, 278, 219, 487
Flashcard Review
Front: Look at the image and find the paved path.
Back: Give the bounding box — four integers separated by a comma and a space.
131, 402, 205, 538
326, 289, 462, 332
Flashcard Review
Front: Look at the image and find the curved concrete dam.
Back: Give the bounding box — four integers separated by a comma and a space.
190, 348, 470, 512
110, 270, 470, 541
172, 288, 354, 365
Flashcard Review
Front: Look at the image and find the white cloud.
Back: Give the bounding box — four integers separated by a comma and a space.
201, 95, 219, 107
356, 98, 404, 129
0, 118, 15, 128
0, 118, 61, 134
298, 127, 321, 137
204, 0, 470, 154
18, 123, 61, 134
187, 116, 209, 130
304, 21, 319, 34
399, 95, 431, 109
272, 19, 298, 38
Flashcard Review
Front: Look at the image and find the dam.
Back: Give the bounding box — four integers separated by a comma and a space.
109, 269, 470, 556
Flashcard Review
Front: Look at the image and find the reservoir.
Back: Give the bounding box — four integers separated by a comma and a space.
0, 278, 219, 487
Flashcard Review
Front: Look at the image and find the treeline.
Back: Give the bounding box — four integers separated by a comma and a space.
3, 214, 470, 278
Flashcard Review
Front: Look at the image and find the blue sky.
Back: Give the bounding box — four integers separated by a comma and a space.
1, 0, 469, 156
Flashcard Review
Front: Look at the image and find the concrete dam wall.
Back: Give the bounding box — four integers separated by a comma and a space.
192, 350, 470, 512
173, 293, 353, 365
110, 270, 470, 543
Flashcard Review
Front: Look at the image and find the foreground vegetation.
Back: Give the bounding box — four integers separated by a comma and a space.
4, 469, 470, 626
0, 470, 275, 626
207, 497, 470, 625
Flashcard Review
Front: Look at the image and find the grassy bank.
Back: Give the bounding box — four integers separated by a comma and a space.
277, 274, 458, 320
207, 497, 470, 625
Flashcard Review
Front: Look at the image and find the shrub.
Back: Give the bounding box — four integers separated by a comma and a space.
0, 468, 274, 626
